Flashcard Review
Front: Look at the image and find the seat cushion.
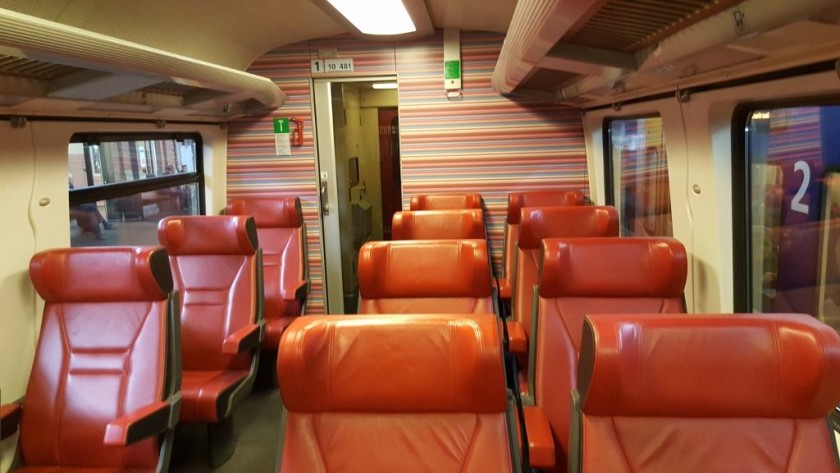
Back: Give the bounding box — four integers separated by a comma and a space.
180, 370, 249, 422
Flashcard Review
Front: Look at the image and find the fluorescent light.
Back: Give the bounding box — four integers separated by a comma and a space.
327, 0, 416, 35
372, 82, 398, 89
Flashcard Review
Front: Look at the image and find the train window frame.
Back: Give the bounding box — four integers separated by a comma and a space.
733, 97, 840, 429
731, 97, 840, 314
602, 113, 674, 237
68, 132, 205, 244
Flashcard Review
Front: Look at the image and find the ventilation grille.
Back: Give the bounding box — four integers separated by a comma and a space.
0, 55, 82, 80
140, 81, 201, 96
566, 0, 741, 52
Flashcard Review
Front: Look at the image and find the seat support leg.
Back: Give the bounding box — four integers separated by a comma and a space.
208, 416, 236, 467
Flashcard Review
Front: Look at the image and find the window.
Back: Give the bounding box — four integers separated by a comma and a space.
605, 115, 673, 236
69, 133, 203, 247
737, 104, 840, 332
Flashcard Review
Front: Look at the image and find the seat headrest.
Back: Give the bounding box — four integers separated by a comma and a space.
225, 196, 302, 228
539, 237, 686, 297
391, 209, 485, 240
518, 206, 619, 249
578, 313, 840, 418
158, 216, 257, 255
358, 240, 492, 298
409, 193, 483, 210
507, 190, 585, 224
278, 314, 507, 413
30, 247, 172, 302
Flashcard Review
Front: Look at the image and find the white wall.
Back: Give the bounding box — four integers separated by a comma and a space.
0, 119, 226, 470
583, 70, 840, 314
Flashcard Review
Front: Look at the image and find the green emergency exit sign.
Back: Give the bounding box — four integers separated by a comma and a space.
273, 118, 290, 134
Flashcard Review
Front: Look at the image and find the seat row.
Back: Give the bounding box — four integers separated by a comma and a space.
1, 196, 311, 470
276, 311, 840, 473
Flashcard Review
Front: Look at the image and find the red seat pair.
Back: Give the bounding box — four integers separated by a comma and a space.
571, 312, 840, 472
275, 313, 554, 472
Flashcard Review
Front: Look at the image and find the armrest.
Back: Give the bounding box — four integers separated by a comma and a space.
103, 400, 171, 446
507, 321, 528, 357
1, 402, 22, 440
497, 277, 511, 300
222, 323, 262, 355
523, 405, 555, 469
282, 280, 309, 302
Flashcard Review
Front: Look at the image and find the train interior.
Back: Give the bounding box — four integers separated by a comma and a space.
2, 0, 840, 471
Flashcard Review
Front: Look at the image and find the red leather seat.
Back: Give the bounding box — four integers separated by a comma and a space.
572, 313, 840, 473
391, 209, 486, 240
508, 206, 618, 360
225, 196, 308, 348
357, 240, 494, 314
0, 247, 179, 472
533, 237, 686, 473
409, 192, 483, 210
157, 215, 263, 466
276, 314, 515, 473
499, 190, 585, 299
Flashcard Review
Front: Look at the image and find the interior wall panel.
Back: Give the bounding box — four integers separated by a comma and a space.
227, 32, 589, 313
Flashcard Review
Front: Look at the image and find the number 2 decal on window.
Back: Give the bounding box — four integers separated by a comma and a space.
791, 160, 810, 215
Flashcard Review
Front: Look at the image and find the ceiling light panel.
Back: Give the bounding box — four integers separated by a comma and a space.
326, 0, 416, 35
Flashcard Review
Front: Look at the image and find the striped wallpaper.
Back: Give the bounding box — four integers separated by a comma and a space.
228, 32, 589, 313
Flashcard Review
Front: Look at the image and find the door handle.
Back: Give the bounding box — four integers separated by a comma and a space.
320, 175, 330, 216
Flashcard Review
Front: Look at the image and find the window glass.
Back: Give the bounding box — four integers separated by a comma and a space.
607, 116, 673, 236
746, 105, 840, 331
68, 135, 202, 247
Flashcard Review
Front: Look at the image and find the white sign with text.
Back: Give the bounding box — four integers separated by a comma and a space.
311, 58, 354, 74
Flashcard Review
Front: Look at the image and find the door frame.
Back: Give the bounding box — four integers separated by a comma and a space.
312, 75, 398, 313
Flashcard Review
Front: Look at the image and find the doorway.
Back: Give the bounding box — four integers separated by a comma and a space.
313, 77, 402, 313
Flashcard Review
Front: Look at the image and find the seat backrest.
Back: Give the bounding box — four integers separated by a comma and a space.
533, 237, 686, 472
158, 215, 259, 371
409, 193, 483, 210
504, 190, 585, 280
514, 206, 618, 338
277, 314, 513, 473
575, 313, 840, 473
225, 196, 306, 319
25, 247, 174, 469
391, 209, 485, 240
358, 239, 494, 314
